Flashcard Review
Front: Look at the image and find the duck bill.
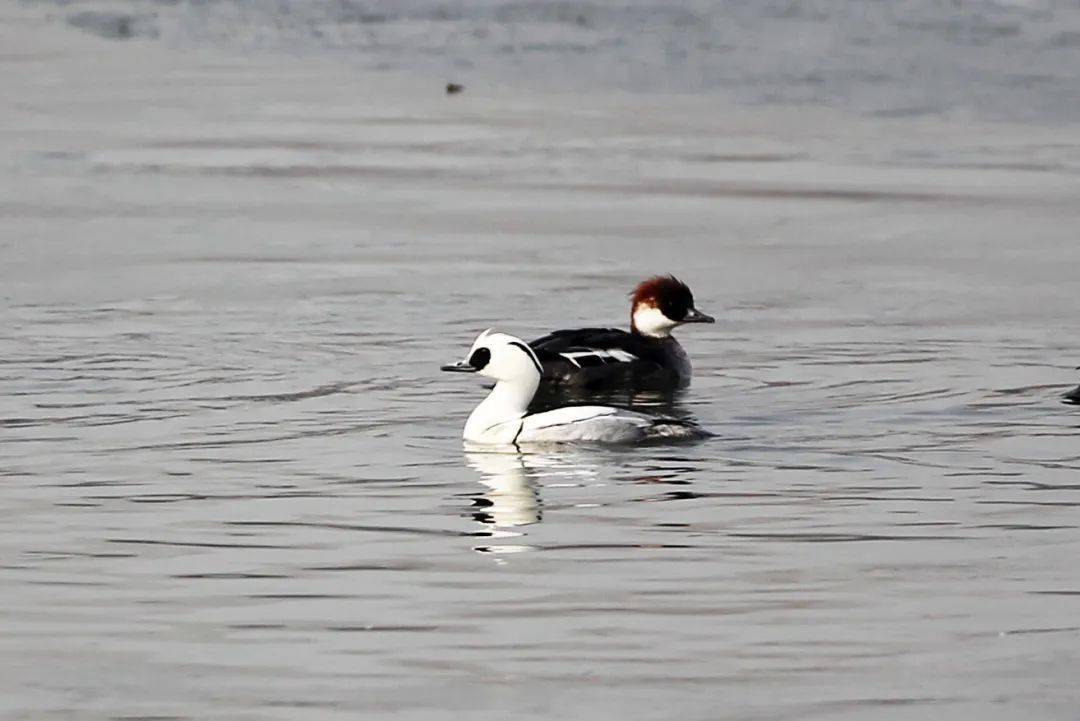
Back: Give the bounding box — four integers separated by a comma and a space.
441, 360, 478, 373
683, 307, 715, 324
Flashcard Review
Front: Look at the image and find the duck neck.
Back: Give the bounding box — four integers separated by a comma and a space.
464, 376, 539, 440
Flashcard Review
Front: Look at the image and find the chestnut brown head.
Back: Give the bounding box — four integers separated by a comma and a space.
630, 275, 714, 337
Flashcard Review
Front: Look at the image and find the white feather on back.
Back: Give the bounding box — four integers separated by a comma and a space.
559, 348, 639, 368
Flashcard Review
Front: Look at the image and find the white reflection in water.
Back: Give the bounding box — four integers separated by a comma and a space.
465, 450, 601, 555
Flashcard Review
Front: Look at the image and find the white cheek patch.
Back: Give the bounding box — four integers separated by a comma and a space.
559, 349, 639, 368
633, 306, 677, 337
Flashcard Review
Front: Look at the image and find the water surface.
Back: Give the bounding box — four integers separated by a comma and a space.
3, 9, 1080, 720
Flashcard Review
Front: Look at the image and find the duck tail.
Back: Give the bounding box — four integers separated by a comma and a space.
646, 417, 713, 441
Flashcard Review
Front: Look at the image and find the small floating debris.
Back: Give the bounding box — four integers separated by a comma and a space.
446, 83, 464, 95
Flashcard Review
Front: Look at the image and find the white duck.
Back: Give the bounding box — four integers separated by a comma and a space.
442, 329, 710, 446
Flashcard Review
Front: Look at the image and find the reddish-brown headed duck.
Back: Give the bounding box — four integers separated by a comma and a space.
528, 275, 714, 389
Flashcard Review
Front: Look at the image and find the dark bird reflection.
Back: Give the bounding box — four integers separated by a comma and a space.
1064, 384, 1080, 405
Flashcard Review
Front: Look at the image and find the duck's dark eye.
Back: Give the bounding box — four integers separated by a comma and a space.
660, 295, 690, 321
468, 347, 491, 370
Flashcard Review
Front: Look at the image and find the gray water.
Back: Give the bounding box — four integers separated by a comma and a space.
4, 5, 1080, 720
50, 0, 1080, 123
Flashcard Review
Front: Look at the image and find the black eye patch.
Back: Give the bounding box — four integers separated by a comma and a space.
660, 293, 691, 321
468, 347, 491, 370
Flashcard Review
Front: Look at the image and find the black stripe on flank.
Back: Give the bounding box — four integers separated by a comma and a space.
509, 341, 544, 376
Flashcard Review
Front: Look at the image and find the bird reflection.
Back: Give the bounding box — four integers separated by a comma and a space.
462, 449, 599, 556
1065, 383, 1080, 405
464, 451, 543, 529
